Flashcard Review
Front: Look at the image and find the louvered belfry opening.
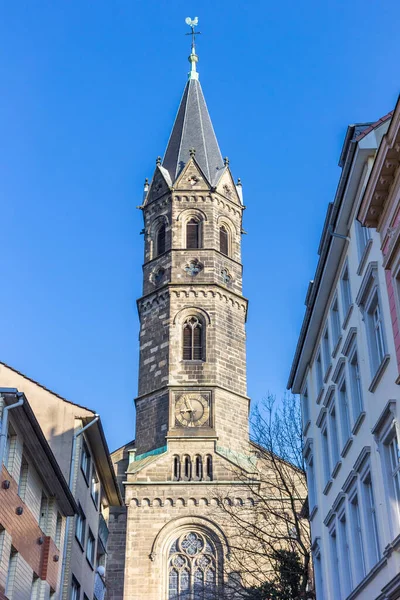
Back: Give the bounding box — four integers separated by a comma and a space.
219, 226, 228, 256
183, 316, 203, 360
186, 219, 200, 249
156, 223, 166, 256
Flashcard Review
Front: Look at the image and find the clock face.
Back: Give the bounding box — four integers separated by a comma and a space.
175, 394, 210, 428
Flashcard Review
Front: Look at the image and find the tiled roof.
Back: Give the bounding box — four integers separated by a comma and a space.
355, 111, 393, 142
162, 79, 224, 185
0, 361, 95, 413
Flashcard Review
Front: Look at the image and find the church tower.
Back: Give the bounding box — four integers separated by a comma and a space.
113, 21, 258, 599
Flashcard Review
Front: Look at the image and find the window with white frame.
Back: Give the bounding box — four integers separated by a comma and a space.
322, 328, 331, 376
348, 343, 363, 422
372, 402, 400, 538
337, 370, 351, 448
360, 470, 380, 569
320, 417, 331, 486
387, 431, 400, 519
301, 385, 310, 433
337, 508, 352, 597
331, 297, 341, 349
356, 262, 388, 379
328, 526, 341, 598
75, 504, 86, 548
6, 547, 18, 598
80, 439, 91, 484
327, 396, 340, 470
39, 493, 49, 533
315, 352, 323, 395
70, 576, 80, 600
304, 442, 317, 514
91, 467, 100, 508
349, 490, 365, 585
86, 529, 96, 567
341, 264, 352, 319
312, 540, 325, 600
355, 220, 371, 262
18, 455, 29, 501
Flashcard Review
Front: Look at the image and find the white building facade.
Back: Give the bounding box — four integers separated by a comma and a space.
288, 115, 400, 600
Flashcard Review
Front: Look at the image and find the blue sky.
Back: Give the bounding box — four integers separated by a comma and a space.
1, 1, 399, 451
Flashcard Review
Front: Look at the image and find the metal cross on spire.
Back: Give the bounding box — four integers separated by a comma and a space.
185, 17, 201, 80
185, 17, 201, 51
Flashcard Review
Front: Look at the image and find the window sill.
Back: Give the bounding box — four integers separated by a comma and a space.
75, 535, 85, 552
345, 556, 387, 600
323, 364, 332, 384
86, 556, 94, 571
331, 460, 342, 479
356, 238, 373, 277
342, 304, 354, 330
302, 420, 311, 437
181, 360, 205, 365
340, 437, 353, 459
316, 387, 324, 405
331, 335, 342, 359
309, 505, 318, 522
383, 532, 400, 558
91, 494, 99, 511
352, 411, 366, 436
323, 479, 333, 496
368, 355, 390, 392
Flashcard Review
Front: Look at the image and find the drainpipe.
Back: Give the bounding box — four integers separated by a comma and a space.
0, 393, 24, 470
59, 414, 99, 598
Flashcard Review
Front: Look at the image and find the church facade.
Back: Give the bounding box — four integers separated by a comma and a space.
107, 36, 261, 600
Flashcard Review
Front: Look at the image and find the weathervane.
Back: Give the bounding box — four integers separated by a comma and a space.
185, 17, 201, 51
185, 17, 201, 80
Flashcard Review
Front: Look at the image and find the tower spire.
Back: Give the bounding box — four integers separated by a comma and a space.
185, 17, 200, 80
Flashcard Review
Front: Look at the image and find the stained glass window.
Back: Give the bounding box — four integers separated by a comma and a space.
168, 531, 218, 599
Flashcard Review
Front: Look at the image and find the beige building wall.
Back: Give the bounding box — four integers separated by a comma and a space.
0, 365, 118, 600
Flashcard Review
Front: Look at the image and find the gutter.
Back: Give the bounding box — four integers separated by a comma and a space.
0, 392, 24, 468
60, 415, 99, 594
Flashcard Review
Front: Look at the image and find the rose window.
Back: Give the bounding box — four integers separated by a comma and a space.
168, 531, 218, 599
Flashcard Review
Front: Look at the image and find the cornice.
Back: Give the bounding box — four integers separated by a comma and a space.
135, 384, 251, 404
143, 247, 244, 270
137, 283, 248, 314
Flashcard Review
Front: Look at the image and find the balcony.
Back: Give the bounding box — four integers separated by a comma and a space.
98, 512, 109, 553
94, 573, 106, 600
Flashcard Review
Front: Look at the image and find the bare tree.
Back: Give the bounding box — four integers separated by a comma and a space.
216, 393, 312, 600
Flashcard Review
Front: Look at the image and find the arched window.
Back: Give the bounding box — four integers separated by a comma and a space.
156, 223, 166, 256
219, 225, 229, 256
186, 218, 200, 249
183, 317, 204, 361
173, 456, 181, 481
195, 455, 203, 481
183, 456, 191, 481
206, 455, 213, 480
168, 532, 218, 600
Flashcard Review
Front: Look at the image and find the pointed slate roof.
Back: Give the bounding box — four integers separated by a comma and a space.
162, 78, 224, 185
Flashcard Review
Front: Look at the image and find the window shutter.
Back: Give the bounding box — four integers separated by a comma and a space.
157, 225, 166, 256
183, 326, 192, 360
193, 324, 203, 360
220, 226, 228, 255
186, 220, 199, 249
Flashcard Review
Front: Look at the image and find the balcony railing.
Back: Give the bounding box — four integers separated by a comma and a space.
94, 573, 106, 600
98, 513, 109, 553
